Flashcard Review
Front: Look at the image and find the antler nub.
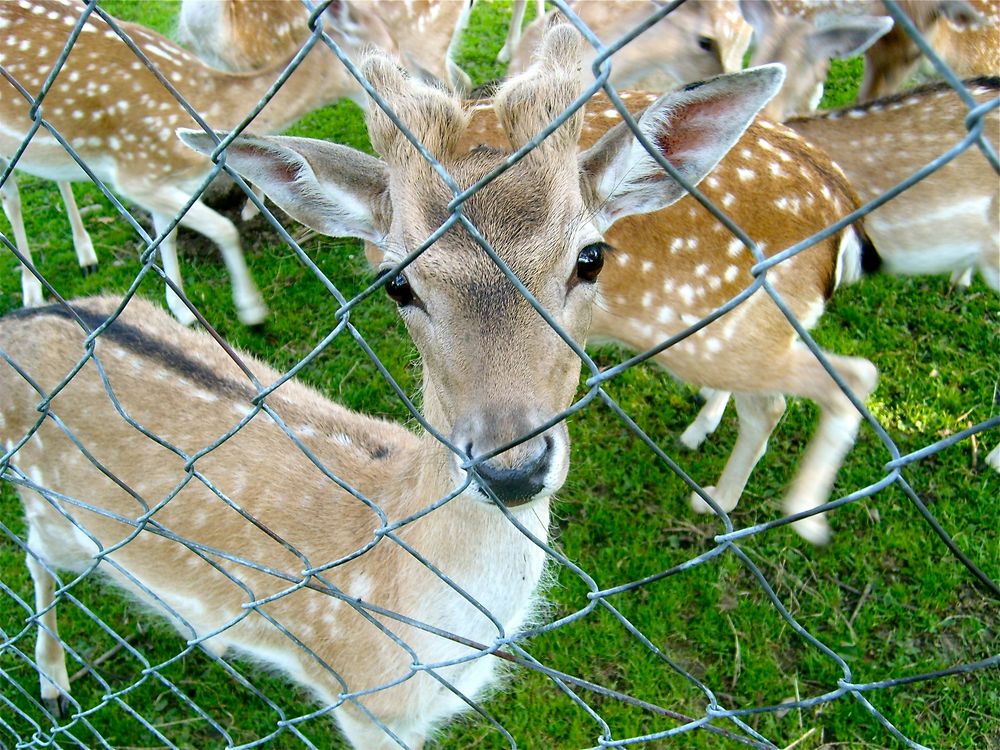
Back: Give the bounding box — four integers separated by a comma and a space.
361, 50, 469, 168
494, 23, 585, 154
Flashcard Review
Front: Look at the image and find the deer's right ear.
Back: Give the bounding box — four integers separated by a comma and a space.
178, 130, 391, 244
578, 65, 785, 231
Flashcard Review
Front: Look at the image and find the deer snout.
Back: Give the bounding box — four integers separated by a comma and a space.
452, 419, 568, 507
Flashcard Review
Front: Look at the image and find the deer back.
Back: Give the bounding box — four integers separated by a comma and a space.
788, 78, 1000, 284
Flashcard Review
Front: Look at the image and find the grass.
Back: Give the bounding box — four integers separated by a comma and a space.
1, 1, 998, 749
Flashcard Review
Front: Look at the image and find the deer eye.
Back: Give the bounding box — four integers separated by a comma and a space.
697, 35, 714, 52
385, 273, 415, 307
576, 242, 607, 283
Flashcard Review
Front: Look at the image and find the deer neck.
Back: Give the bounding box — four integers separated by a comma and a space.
400, 379, 552, 577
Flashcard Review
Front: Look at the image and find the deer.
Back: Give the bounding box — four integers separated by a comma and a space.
507, 0, 754, 91
740, 0, 895, 120
768, 0, 990, 103
679, 77, 1000, 478
0, 24, 784, 748
176, 0, 545, 92
0, 0, 394, 325
921, 0, 1000, 82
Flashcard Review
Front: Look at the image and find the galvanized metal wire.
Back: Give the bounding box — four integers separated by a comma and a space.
1, 0, 997, 748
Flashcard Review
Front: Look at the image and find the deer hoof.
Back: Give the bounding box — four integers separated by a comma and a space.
792, 514, 831, 546
43, 693, 71, 719
690, 486, 717, 514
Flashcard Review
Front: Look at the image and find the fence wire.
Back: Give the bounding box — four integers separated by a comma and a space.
0, 0, 997, 749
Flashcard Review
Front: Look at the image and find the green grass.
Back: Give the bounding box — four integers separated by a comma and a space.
1, 2, 998, 749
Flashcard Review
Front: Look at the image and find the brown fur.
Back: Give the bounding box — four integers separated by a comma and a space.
789, 78, 1000, 288
458, 85, 877, 544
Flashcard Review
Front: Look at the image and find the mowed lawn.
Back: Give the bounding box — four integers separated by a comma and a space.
0, 2, 997, 749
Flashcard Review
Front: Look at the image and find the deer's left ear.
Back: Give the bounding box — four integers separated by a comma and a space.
178, 130, 391, 244
579, 65, 784, 232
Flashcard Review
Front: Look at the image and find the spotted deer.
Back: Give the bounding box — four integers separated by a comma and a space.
177, 0, 542, 91
507, 0, 754, 91
682, 78, 1000, 479
768, 0, 989, 103
0, 0, 393, 324
456, 90, 881, 545
740, 0, 895, 120
921, 0, 1000, 82
0, 26, 783, 748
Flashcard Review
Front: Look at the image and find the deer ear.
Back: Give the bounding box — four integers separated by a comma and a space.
579, 65, 785, 231
935, 0, 983, 28
809, 15, 894, 60
178, 130, 391, 244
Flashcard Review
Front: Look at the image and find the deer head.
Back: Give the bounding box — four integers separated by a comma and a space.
180, 24, 784, 506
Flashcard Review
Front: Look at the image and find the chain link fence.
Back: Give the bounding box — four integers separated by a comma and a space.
1, 0, 997, 748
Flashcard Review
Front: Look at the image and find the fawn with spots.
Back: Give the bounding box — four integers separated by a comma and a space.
177, 0, 544, 92
765, 0, 992, 105
0, 25, 783, 748
688, 77, 1000, 475
790, 78, 1000, 472
0, 0, 394, 325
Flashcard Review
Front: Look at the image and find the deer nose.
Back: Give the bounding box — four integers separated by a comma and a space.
466, 437, 553, 507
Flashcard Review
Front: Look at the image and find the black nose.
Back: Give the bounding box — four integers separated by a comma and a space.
468, 437, 553, 506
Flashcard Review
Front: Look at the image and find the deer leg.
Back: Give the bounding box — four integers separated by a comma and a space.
55, 182, 98, 276
690, 392, 785, 516
149, 212, 198, 327
445, 0, 475, 92
985, 444, 1000, 473
497, 0, 528, 63
680, 388, 731, 449
140, 186, 266, 326
25, 538, 71, 718
240, 184, 266, 222
949, 267, 973, 288
1, 165, 44, 307
778, 347, 879, 545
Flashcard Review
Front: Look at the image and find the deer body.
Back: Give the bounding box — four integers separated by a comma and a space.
1, 297, 546, 748
1, 25, 783, 747
176, 0, 541, 91
788, 78, 1000, 290
0, 0, 387, 324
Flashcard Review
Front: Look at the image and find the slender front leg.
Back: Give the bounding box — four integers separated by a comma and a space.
1, 164, 44, 307
680, 388, 732, 449
150, 212, 198, 327
690, 392, 786, 516
25, 543, 72, 718
497, 0, 528, 63
56, 182, 98, 276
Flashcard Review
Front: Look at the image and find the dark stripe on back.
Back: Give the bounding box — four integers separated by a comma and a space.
4, 303, 254, 402
4, 304, 393, 460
